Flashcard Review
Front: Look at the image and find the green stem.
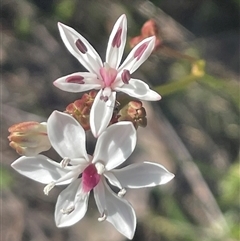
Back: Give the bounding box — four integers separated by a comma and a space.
154, 74, 201, 96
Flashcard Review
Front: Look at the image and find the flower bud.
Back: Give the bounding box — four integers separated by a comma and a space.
8, 122, 51, 156
130, 19, 162, 51
118, 100, 147, 128
65, 90, 97, 130
191, 60, 205, 77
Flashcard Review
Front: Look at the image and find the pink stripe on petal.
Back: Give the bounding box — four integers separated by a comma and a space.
66, 76, 85, 84
112, 28, 122, 48
75, 39, 88, 54
134, 42, 148, 60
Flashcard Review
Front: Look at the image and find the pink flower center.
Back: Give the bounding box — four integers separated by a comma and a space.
100, 64, 118, 87
82, 164, 100, 193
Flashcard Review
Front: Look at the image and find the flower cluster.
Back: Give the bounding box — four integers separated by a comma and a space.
10, 14, 174, 239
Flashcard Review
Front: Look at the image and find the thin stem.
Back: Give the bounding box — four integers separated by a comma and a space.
159, 45, 198, 63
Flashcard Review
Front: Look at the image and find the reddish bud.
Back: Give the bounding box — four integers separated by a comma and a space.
65, 91, 97, 130
130, 19, 162, 51
8, 122, 51, 156
118, 100, 147, 128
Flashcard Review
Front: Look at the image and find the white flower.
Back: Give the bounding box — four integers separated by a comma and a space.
54, 14, 161, 137
11, 111, 174, 239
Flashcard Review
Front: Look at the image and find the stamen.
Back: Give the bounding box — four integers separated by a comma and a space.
66, 75, 85, 84
60, 157, 71, 168
134, 42, 148, 60
118, 188, 126, 197
43, 182, 55, 195
121, 69, 131, 84
98, 210, 107, 222
61, 205, 75, 215
100, 87, 112, 102
112, 28, 122, 48
95, 162, 105, 175
100, 95, 109, 102
75, 39, 87, 54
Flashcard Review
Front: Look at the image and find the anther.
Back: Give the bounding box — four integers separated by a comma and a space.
100, 95, 109, 102
98, 210, 107, 222
61, 206, 75, 215
95, 162, 105, 175
60, 157, 71, 168
75, 39, 87, 54
118, 188, 127, 197
43, 182, 55, 195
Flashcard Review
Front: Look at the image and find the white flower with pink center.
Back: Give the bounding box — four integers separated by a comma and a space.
11, 111, 174, 239
54, 14, 161, 137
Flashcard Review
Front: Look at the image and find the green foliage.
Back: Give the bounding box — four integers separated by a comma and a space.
220, 162, 240, 208
14, 16, 31, 38
219, 162, 240, 239
54, 0, 77, 21
200, 75, 239, 108
0, 167, 13, 190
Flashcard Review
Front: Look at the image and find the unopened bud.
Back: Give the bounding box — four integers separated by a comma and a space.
8, 121, 51, 156
191, 60, 205, 77
130, 19, 162, 51
118, 100, 147, 128
65, 90, 97, 130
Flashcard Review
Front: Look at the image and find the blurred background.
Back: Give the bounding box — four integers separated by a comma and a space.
1, 0, 239, 241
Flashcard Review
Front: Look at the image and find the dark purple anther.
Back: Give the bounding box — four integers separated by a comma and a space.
100, 95, 109, 102
121, 69, 131, 84
134, 42, 148, 60
112, 28, 122, 48
75, 39, 87, 54
66, 75, 85, 84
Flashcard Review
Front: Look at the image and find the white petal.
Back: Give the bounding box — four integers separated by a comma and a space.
11, 155, 73, 184
54, 72, 102, 93
94, 179, 136, 239
58, 22, 103, 75
118, 36, 155, 74
106, 14, 127, 69
104, 171, 122, 189
111, 162, 175, 188
89, 89, 116, 137
70, 157, 91, 166
115, 78, 161, 101
48, 111, 89, 161
92, 122, 136, 170
52, 168, 81, 186
55, 179, 89, 227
